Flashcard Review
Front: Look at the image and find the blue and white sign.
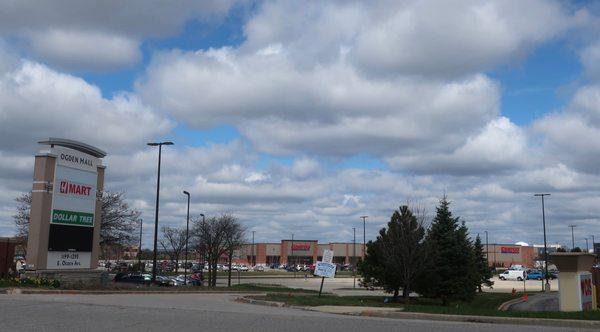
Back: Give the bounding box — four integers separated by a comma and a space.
314, 262, 336, 278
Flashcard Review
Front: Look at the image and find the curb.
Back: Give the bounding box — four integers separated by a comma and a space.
1, 288, 266, 295
367, 311, 600, 329
235, 297, 288, 308
498, 297, 525, 311
237, 296, 600, 329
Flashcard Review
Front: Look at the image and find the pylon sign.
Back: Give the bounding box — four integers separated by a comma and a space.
27, 138, 106, 270
51, 146, 98, 227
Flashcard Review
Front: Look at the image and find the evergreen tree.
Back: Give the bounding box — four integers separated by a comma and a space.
473, 235, 493, 292
416, 196, 478, 305
359, 205, 427, 303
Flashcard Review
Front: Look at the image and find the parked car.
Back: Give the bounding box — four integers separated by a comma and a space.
254, 265, 265, 272
154, 276, 174, 287
239, 264, 249, 272
499, 269, 526, 281
190, 272, 204, 286
526, 269, 543, 280
113, 273, 151, 285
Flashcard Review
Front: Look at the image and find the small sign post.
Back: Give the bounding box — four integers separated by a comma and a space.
315, 251, 336, 297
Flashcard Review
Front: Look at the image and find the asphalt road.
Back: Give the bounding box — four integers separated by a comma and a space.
0, 293, 584, 332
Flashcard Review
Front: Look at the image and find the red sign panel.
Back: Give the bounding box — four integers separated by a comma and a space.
581, 274, 593, 310
291, 243, 311, 251
59, 180, 92, 196
501, 247, 520, 254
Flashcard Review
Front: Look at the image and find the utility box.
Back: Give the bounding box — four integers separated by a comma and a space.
551, 253, 596, 311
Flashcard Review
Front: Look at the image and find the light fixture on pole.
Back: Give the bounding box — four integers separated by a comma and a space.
360, 216, 368, 260
147, 141, 173, 282
534, 193, 550, 291
183, 190, 191, 285
569, 225, 577, 250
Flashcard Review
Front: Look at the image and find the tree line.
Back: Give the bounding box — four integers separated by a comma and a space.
360, 197, 493, 305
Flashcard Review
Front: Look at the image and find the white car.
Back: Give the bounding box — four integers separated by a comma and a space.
499, 269, 526, 281
239, 264, 249, 271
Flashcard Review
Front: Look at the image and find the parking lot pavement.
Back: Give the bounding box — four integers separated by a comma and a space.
218, 276, 389, 296
211, 275, 556, 295
484, 277, 559, 293
0, 293, 584, 332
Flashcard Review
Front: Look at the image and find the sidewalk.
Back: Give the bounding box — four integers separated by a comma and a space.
506, 292, 559, 312
237, 296, 600, 329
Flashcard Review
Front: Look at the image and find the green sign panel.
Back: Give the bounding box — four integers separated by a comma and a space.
52, 209, 94, 227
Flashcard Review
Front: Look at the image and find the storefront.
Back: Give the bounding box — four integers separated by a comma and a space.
486, 244, 536, 268
233, 239, 365, 266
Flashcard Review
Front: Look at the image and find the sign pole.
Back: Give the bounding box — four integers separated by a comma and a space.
318, 276, 325, 297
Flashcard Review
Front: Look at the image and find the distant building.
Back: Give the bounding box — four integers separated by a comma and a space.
227, 239, 365, 266
485, 243, 536, 268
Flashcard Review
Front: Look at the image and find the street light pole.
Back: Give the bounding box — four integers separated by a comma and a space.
291, 233, 295, 278
183, 191, 190, 285
585, 238, 589, 252
592, 235, 596, 254
360, 216, 367, 260
353, 227, 356, 289
534, 193, 550, 291
200, 213, 205, 266
569, 225, 577, 250
138, 219, 143, 273
252, 231, 255, 266
484, 230, 489, 268
148, 141, 174, 282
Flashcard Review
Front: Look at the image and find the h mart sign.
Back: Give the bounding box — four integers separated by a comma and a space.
59, 180, 93, 196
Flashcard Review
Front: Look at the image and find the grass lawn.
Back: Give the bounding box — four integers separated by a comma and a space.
255, 292, 600, 320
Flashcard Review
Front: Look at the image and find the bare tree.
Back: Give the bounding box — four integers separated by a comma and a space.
13, 193, 31, 236
100, 192, 141, 248
224, 218, 246, 287
192, 214, 244, 287
159, 226, 188, 273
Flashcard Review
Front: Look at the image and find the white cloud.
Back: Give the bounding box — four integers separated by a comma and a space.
139, 48, 500, 157
0, 61, 172, 153
386, 117, 528, 174
27, 30, 141, 71
0, 0, 240, 70
291, 157, 321, 179
243, 0, 578, 78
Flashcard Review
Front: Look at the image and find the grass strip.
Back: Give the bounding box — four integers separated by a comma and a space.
257, 292, 600, 321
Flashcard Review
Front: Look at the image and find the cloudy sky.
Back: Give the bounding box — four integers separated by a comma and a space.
1, 0, 599, 248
